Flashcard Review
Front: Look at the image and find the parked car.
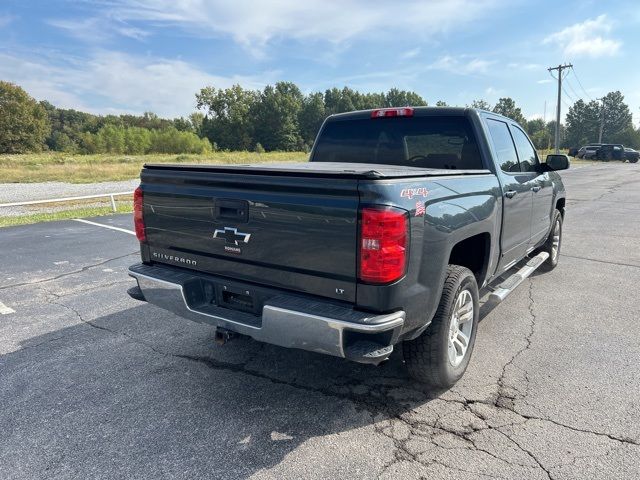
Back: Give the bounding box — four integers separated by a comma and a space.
624, 147, 639, 163
576, 144, 601, 159
567, 147, 579, 157
128, 107, 568, 388
596, 144, 625, 161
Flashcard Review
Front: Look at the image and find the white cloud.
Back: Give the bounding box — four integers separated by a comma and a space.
48, 17, 150, 42
0, 52, 275, 117
430, 55, 495, 75
544, 15, 621, 58
0, 14, 15, 28
401, 48, 421, 60
537, 79, 553, 84
508, 62, 542, 71
89, 0, 502, 53
484, 86, 503, 98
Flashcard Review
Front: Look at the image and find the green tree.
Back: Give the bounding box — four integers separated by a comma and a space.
0, 81, 50, 153
298, 92, 326, 147
547, 120, 565, 148
77, 131, 103, 154
189, 112, 205, 136
252, 82, 304, 151
196, 84, 258, 150
564, 99, 600, 147
124, 127, 152, 154
360, 92, 386, 109
385, 88, 427, 107
469, 99, 492, 110
173, 117, 194, 132
492, 97, 526, 125
49, 131, 77, 153
525, 118, 553, 149
323, 87, 357, 115
435, 100, 448, 107
600, 91, 633, 144
98, 124, 126, 153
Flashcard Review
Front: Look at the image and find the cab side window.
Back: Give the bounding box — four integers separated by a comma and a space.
486, 119, 520, 173
510, 126, 538, 172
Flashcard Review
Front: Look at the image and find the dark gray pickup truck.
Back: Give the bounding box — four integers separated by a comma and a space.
128, 107, 568, 388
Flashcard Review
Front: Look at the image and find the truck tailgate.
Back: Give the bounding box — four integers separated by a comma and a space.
140, 166, 359, 302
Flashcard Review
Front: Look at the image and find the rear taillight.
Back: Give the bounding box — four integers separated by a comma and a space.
371, 107, 414, 118
359, 207, 408, 284
133, 186, 146, 242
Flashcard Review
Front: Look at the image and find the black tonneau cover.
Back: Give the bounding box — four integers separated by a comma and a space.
143, 162, 491, 179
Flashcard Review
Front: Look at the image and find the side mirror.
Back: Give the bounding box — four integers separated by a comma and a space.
545, 154, 570, 171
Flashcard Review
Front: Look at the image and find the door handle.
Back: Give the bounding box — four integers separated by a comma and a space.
505, 190, 517, 199
531, 186, 541, 192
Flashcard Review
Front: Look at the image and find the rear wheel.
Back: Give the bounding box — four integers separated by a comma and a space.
403, 265, 479, 388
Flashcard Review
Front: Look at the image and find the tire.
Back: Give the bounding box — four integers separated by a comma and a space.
630, 158, 639, 164
403, 265, 479, 388
538, 209, 563, 272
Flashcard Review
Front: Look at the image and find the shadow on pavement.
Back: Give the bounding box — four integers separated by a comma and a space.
0, 303, 456, 478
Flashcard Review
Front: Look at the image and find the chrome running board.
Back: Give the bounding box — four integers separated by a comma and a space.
485, 251, 549, 308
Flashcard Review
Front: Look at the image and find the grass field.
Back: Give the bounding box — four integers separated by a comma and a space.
0, 151, 308, 183
0, 150, 600, 228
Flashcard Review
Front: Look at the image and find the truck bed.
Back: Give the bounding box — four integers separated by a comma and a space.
144, 162, 491, 179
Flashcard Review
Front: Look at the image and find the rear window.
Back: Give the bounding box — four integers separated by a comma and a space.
312, 116, 483, 169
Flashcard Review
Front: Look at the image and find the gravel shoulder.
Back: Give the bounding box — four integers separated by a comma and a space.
0, 180, 139, 203
0, 180, 139, 217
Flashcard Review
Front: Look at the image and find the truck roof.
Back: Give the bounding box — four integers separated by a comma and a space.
326, 106, 509, 122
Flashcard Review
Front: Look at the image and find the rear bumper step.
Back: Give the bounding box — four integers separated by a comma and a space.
128, 263, 404, 363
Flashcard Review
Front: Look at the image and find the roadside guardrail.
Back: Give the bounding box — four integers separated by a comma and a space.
0, 191, 134, 212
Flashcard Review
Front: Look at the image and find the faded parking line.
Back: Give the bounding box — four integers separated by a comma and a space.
0, 302, 15, 315
73, 218, 135, 236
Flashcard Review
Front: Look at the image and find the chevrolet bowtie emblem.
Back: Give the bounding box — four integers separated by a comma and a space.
213, 227, 251, 246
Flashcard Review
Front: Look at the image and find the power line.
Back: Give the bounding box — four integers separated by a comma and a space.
564, 76, 584, 103
548, 63, 572, 153
561, 85, 575, 104
570, 66, 594, 101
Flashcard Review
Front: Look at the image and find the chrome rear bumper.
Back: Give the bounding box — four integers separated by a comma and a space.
129, 263, 404, 362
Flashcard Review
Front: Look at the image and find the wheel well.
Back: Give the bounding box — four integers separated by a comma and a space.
448, 233, 490, 284
556, 197, 565, 217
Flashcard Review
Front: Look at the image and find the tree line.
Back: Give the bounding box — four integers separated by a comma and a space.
1, 80, 638, 155
0, 81, 211, 155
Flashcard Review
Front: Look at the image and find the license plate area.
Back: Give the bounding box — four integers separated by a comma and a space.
182, 278, 262, 317
220, 287, 254, 313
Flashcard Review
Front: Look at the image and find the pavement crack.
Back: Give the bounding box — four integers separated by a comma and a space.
559, 253, 640, 269
0, 251, 138, 290
494, 428, 553, 480
50, 297, 171, 359
494, 279, 537, 409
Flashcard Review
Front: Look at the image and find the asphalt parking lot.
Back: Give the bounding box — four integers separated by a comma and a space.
1, 163, 639, 479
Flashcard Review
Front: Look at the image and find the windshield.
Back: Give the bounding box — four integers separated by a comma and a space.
312, 116, 483, 170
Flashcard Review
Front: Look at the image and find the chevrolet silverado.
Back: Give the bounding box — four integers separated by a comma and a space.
128, 107, 569, 388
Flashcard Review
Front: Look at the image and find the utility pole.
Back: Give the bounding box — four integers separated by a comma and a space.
597, 97, 606, 143
547, 63, 572, 153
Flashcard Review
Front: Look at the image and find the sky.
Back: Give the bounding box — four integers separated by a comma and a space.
1, 0, 639, 124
